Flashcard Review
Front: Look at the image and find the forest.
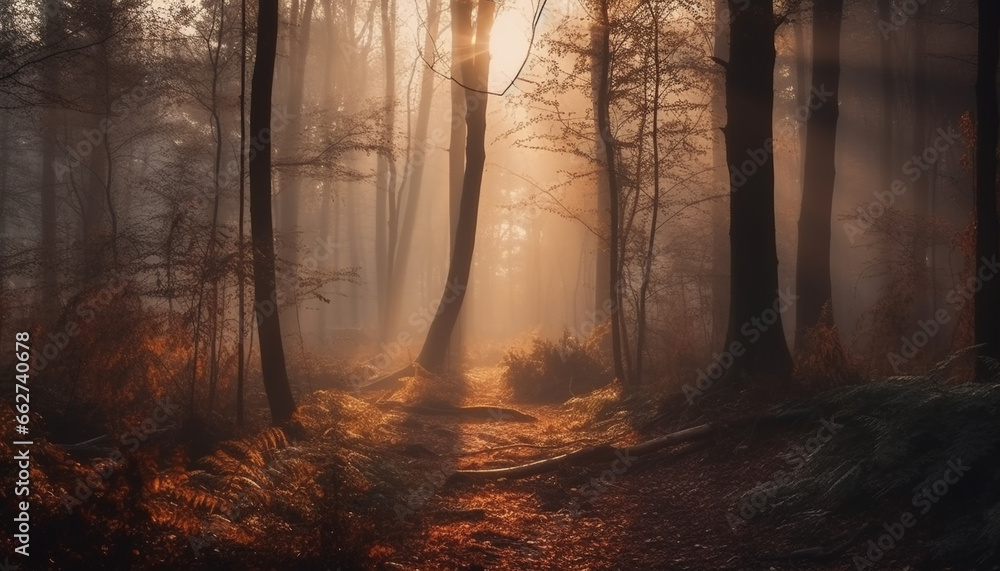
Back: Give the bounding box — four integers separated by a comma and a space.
1, 0, 999, 568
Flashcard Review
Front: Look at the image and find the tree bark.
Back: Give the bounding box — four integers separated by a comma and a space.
250, 0, 297, 424
237, 0, 248, 426
975, 0, 1000, 371
448, 0, 469, 362
593, 1, 626, 382
794, 0, 842, 350
711, 0, 730, 350
590, 16, 612, 341
722, 0, 792, 379
414, 0, 493, 373
384, 0, 442, 335
40, 1, 61, 323
277, 0, 314, 332
375, 0, 397, 339
635, 0, 662, 384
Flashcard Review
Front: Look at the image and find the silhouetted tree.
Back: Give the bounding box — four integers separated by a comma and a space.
250, 0, 297, 423
975, 0, 1000, 371
722, 0, 792, 379
414, 0, 494, 373
593, 0, 626, 381
794, 0, 842, 349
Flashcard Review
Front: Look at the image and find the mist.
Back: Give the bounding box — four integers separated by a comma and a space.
1, 0, 999, 568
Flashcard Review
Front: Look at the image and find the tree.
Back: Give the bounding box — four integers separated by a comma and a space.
634, 0, 663, 384
250, 0, 297, 423
374, 0, 398, 341
276, 0, 315, 325
39, 0, 62, 323
237, 0, 248, 425
413, 0, 494, 373
383, 0, 442, 338
975, 0, 1000, 372
721, 0, 792, 379
794, 0, 843, 349
710, 0, 730, 349
593, 0, 626, 381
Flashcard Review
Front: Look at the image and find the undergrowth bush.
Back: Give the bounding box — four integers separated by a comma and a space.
501, 329, 612, 403
746, 353, 1000, 568
0, 388, 397, 568
793, 302, 862, 391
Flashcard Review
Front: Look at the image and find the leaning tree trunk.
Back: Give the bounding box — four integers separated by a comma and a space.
794, 0, 843, 350
414, 0, 494, 373
722, 0, 792, 379
249, 0, 297, 424
975, 0, 1000, 371
447, 0, 470, 364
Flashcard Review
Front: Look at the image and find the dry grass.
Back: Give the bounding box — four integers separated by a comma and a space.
500, 330, 613, 403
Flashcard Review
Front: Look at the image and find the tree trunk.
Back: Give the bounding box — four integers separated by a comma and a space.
237, 0, 248, 426
250, 0, 297, 424
877, 0, 894, 221
375, 0, 397, 340
40, 1, 61, 323
635, 0, 661, 384
794, 0, 842, 349
448, 0, 469, 363
593, 1, 626, 382
722, 0, 792, 379
975, 0, 1000, 371
277, 0, 314, 328
910, 9, 933, 326
590, 18, 612, 340
385, 0, 442, 335
414, 0, 494, 373
711, 0, 730, 350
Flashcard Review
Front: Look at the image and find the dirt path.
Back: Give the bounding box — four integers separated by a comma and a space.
356, 369, 808, 570
355, 368, 923, 570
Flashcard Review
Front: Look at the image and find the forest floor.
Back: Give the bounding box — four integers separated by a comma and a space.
5, 361, 957, 570
344, 367, 925, 571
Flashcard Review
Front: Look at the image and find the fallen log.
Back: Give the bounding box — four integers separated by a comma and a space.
449, 423, 713, 481
359, 364, 414, 392
377, 401, 537, 422
57, 434, 114, 459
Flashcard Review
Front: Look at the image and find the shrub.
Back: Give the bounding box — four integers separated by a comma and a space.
501, 330, 612, 403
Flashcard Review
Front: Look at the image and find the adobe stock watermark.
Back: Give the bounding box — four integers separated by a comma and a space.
727, 417, 842, 530
188, 106, 296, 217
683, 288, 799, 404
394, 443, 461, 522
59, 398, 181, 513
565, 448, 637, 518
188, 492, 249, 557
251, 234, 341, 324
30, 270, 128, 372
852, 458, 971, 570
728, 85, 834, 191
844, 125, 960, 244
556, 297, 618, 363
53, 85, 150, 182
346, 280, 467, 392
887, 255, 999, 372
877, 0, 930, 40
